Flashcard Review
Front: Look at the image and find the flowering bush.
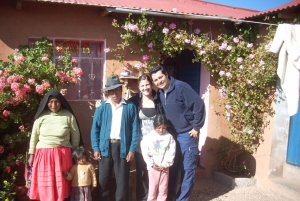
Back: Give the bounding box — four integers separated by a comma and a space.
0, 38, 82, 200
110, 12, 278, 157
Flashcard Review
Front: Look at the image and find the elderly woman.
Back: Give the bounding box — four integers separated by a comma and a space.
28, 89, 81, 201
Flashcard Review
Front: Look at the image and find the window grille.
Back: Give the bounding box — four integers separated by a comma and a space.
28, 38, 104, 100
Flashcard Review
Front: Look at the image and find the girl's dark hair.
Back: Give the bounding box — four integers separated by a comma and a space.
72, 146, 87, 160
138, 74, 152, 85
153, 114, 168, 129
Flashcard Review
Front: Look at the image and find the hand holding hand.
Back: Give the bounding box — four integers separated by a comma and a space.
63, 171, 68, 177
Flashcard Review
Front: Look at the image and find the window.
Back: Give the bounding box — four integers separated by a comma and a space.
28, 38, 104, 100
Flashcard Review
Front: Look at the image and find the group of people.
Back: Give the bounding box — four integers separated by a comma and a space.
27, 65, 206, 201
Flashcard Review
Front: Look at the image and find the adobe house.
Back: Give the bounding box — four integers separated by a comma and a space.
1, 0, 299, 196
243, 1, 300, 196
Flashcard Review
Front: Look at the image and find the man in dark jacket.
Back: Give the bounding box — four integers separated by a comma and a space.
149, 65, 206, 201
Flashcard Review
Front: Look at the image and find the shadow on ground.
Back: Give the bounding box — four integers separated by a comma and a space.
190, 179, 231, 201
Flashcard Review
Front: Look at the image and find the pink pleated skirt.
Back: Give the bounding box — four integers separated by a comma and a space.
30, 147, 72, 201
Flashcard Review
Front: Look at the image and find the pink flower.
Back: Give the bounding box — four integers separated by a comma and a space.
28, 78, 35, 85
225, 104, 231, 109
72, 77, 78, 84
226, 72, 231, 77
104, 48, 110, 53
194, 28, 201, 34
259, 60, 265, 66
249, 54, 255, 59
15, 89, 26, 98
242, 161, 246, 165
142, 55, 149, 61
73, 67, 84, 76
247, 43, 253, 48
14, 55, 25, 63
14, 48, 19, 52
148, 42, 153, 48
11, 82, 20, 92
138, 31, 145, 36
226, 46, 232, 51
245, 102, 249, 106
169, 23, 176, 29
71, 58, 78, 63
237, 57, 243, 62
199, 50, 205, 55
19, 125, 25, 132
41, 56, 49, 62
56, 46, 63, 51
220, 92, 226, 98
265, 44, 271, 50
247, 130, 253, 134
42, 79, 51, 88
0, 70, 3, 76
188, 20, 193, 25
35, 84, 45, 94
60, 89, 68, 96
162, 27, 169, 34
219, 71, 225, 76
233, 37, 239, 43
158, 21, 163, 26
5, 166, 11, 173
135, 63, 142, 69
219, 43, 228, 50
15, 160, 20, 166
146, 27, 152, 32
0, 145, 4, 153
185, 39, 190, 43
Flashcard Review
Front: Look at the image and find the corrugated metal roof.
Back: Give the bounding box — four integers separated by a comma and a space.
244, 0, 300, 19
32, 0, 259, 19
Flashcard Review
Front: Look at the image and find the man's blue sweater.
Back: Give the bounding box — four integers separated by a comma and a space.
158, 76, 206, 134
91, 100, 140, 158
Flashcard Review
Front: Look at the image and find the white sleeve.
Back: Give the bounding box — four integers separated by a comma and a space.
161, 135, 176, 168
140, 137, 154, 170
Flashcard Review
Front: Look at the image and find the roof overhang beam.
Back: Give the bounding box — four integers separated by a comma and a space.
105, 7, 233, 21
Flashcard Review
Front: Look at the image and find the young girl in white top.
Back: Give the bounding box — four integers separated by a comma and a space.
140, 115, 176, 201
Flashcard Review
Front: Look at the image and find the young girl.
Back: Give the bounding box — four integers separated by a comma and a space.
140, 115, 176, 201
63, 147, 97, 201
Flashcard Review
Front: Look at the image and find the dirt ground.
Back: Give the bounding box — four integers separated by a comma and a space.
190, 179, 293, 201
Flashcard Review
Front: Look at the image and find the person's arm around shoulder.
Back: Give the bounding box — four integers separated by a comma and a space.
91, 104, 103, 161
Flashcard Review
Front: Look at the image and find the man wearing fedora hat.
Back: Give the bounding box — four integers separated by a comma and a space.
91, 76, 140, 201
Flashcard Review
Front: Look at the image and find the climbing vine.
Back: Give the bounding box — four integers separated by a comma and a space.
109, 11, 278, 156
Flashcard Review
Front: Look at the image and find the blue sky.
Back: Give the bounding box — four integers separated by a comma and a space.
203, 0, 293, 11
